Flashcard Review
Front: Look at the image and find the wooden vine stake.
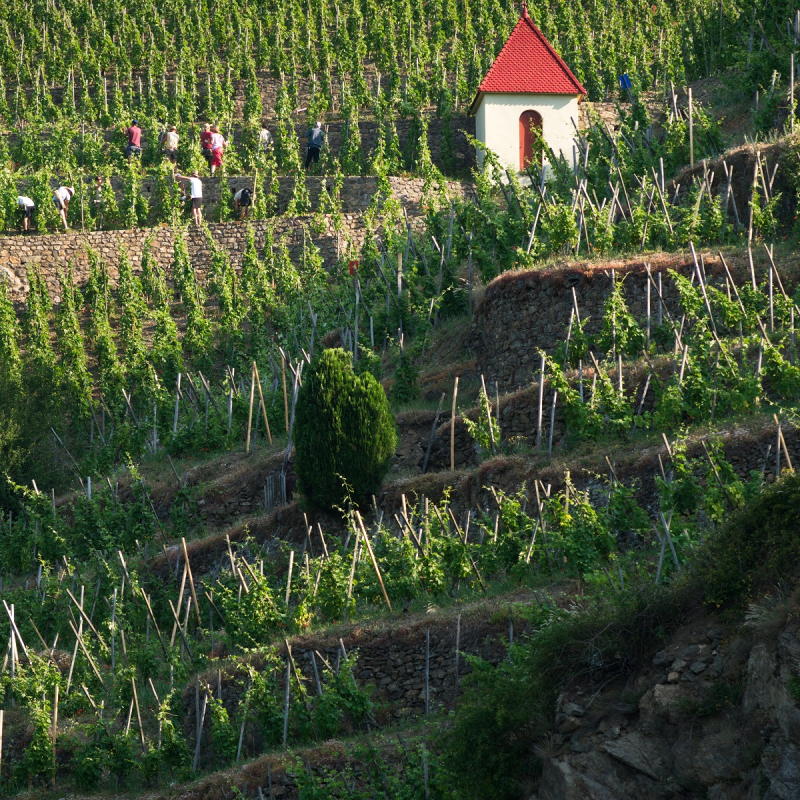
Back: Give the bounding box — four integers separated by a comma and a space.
282, 657, 291, 750
536, 354, 545, 451
245, 363, 257, 454
773, 414, 794, 474
181, 537, 202, 625
355, 511, 392, 611
281, 354, 289, 432
51, 684, 59, 788
688, 87, 694, 167
424, 628, 430, 716
450, 376, 459, 471
192, 688, 208, 771
453, 612, 461, 706
253, 361, 273, 445
344, 522, 360, 621
131, 677, 146, 751
285, 550, 295, 606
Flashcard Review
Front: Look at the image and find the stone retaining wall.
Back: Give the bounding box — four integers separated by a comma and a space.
0, 216, 362, 306
101, 173, 468, 219
470, 257, 710, 390
185, 609, 509, 763
0, 177, 469, 305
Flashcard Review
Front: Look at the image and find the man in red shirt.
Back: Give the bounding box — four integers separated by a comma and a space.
200, 123, 213, 169
126, 119, 142, 161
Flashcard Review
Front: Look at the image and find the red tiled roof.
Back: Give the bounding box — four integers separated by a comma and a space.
473, 8, 586, 100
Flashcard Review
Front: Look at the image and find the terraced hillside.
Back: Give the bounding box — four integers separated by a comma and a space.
0, 0, 798, 785
1, 190, 800, 800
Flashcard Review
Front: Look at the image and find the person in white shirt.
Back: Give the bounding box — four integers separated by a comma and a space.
176, 171, 203, 225
233, 187, 252, 219
17, 195, 34, 232
258, 124, 272, 152
52, 186, 74, 230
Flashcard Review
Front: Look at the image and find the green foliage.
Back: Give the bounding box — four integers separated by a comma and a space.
207, 694, 238, 765
295, 348, 397, 510
463, 385, 499, 454
542, 477, 616, 576
27, 172, 60, 232
121, 160, 149, 227
55, 268, 92, 414
442, 586, 694, 799
215, 570, 284, 648
0, 276, 22, 385
700, 471, 800, 607
595, 277, 645, 358
390, 346, 420, 405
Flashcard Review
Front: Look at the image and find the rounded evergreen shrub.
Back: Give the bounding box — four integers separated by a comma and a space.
294, 348, 397, 510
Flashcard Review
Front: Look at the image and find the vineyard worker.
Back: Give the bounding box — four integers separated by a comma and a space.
53, 186, 74, 231
305, 121, 324, 171
93, 175, 104, 210
176, 171, 203, 225
93, 175, 107, 229
233, 186, 252, 219
200, 123, 213, 168
126, 119, 142, 160
17, 195, 34, 232
209, 125, 227, 176
160, 125, 179, 163
259, 123, 273, 151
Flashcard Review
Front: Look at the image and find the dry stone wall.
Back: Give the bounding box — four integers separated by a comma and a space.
469, 257, 708, 390
0, 177, 469, 305
0, 217, 359, 306
104, 173, 465, 219
187, 609, 509, 754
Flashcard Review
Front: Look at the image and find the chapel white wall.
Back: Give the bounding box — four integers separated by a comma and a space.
474, 93, 580, 174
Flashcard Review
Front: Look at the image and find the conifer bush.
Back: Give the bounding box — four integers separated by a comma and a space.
295, 348, 397, 510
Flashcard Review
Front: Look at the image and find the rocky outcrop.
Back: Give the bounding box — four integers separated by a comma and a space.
530, 605, 800, 799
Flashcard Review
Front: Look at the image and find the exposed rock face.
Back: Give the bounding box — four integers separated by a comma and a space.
530, 611, 800, 800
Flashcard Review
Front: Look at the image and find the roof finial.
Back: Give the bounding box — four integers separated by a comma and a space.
521, 1, 529, 17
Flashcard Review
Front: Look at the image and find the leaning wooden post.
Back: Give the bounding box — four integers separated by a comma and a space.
450, 376, 459, 471
355, 511, 392, 611
285, 550, 295, 606
688, 87, 694, 168
192, 688, 208, 771
132, 677, 146, 752
253, 362, 273, 446
245, 363, 256, 454
181, 538, 202, 626
66, 585, 84, 694
480, 374, 497, 455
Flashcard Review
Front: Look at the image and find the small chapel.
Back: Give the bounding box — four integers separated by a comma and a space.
469, 5, 587, 173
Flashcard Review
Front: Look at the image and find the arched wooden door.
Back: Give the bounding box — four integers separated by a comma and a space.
519, 110, 543, 170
